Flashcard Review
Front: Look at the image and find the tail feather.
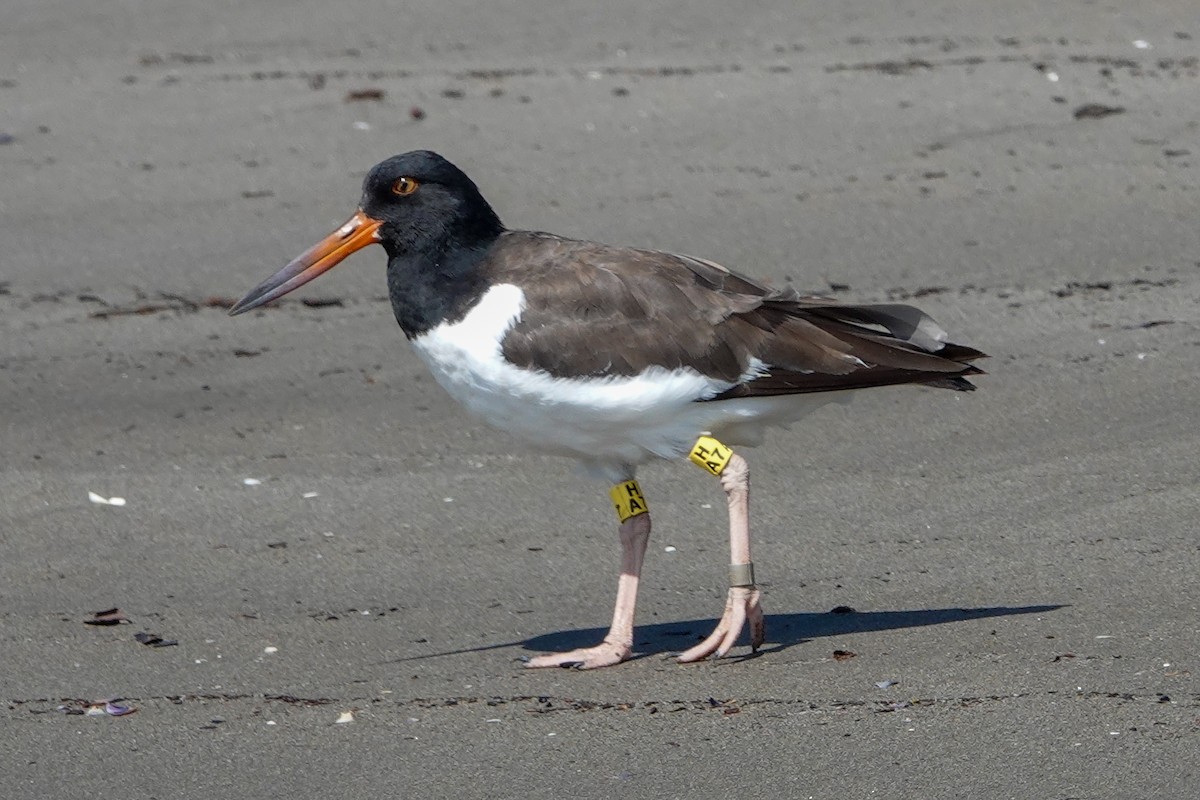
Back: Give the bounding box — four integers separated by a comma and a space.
709, 300, 986, 401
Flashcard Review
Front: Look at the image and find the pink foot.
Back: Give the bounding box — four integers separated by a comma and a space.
524, 641, 631, 669
677, 586, 765, 662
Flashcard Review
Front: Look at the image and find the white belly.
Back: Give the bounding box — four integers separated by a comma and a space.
410, 283, 844, 476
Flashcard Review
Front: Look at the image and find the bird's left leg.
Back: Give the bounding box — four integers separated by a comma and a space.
677, 437, 765, 662
525, 479, 650, 669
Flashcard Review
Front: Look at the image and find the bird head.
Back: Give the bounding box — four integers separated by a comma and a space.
229, 150, 500, 316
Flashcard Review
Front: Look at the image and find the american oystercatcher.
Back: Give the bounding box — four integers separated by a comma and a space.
231, 150, 984, 669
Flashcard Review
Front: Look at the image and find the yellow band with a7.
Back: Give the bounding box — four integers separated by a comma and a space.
610, 479, 648, 522
689, 435, 733, 476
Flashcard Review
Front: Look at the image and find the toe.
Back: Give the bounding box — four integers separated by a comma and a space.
715, 603, 747, 657
677, 586, 764, 662
677, 621, 728, 663
524, 643, 630, 670
748, 602, 766, 651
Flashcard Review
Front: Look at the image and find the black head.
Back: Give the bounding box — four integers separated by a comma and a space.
360, 150, 504, 259
228, 150, 504, 316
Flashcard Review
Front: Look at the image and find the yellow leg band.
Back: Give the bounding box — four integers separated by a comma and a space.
610, 479, 649, 523
689, 435, 733, 476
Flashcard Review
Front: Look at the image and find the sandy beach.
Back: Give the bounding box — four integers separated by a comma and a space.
3, 2, 1198, 797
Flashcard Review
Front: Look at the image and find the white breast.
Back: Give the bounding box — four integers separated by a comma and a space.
409, 283, 845, 476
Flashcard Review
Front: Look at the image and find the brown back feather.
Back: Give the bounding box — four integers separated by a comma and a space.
486, 231, 986, 396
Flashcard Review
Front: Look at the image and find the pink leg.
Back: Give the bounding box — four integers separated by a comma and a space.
525, 511, 651, 669
678, 453, 765, 662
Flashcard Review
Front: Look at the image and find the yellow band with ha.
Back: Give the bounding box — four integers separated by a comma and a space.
689, 435, 733, 476
609, 479, 649, 522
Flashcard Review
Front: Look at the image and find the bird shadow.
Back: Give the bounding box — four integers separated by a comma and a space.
532, 604, 1065, 661
385, 604, 1064, 664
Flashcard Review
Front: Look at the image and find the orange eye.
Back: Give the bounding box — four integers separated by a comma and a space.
392, 176, 419, 196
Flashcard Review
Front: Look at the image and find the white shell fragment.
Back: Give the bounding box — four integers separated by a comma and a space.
335, 711, 355, 724
243, 478, 262, 486
88, 491, 126, 506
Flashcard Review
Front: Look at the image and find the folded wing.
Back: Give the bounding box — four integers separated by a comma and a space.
488, 232, 985, 397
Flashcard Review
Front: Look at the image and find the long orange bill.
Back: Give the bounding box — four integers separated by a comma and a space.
228, 209, 383, 315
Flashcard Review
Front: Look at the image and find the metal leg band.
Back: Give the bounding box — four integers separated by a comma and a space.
729, 562, 756, 588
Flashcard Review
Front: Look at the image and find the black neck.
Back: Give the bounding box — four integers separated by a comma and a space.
378, 183, 505, 338
385, 220, 504, 338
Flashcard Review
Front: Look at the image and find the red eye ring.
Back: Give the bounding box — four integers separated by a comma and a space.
392, 176, 419, 196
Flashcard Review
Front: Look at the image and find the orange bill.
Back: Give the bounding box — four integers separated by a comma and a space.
229, 209, 383, 315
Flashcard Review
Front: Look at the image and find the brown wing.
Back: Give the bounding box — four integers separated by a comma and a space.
486, 230, 985, 395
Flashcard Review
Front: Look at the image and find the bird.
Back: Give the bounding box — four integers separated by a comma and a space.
230, 150, 985, 669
